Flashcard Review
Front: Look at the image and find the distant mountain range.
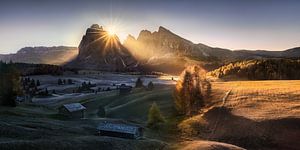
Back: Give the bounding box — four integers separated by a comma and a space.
0, 46, 78, 65
124, 26, 300, 73
1, 25, 299, 74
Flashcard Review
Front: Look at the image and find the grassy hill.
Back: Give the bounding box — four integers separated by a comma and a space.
0, 84, 175, 150
82, 85, 176, 122
179, 80, 300, 149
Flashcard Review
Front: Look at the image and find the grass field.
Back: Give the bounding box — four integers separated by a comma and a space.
178, 80, 300, 150
1, 80, 300, 150
211, 80, 300, 120
0, 85, 174, 150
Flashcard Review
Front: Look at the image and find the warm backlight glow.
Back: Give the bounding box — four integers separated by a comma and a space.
106, 25, 117, 36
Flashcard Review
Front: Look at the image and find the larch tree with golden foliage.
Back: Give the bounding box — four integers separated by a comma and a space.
174, 66, 205, 116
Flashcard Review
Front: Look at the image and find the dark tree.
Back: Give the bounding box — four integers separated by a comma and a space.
67, 79, 73, 84
147, 81, 154, 90
135, 77, 144, 88
45, 88, 48, 95
30, 79, 35, 88
58, 79, 63, 85
0, 62, 22, 107
36, 80, 40, 86
203, 79, 212, 98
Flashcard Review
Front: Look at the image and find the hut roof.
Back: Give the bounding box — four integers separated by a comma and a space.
97, 122, 140, 134
62, 103, 86, 112
119, 84, 132, 89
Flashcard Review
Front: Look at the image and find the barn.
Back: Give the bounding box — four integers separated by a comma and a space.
97, 121, 144, 139
59, 103, 86, 118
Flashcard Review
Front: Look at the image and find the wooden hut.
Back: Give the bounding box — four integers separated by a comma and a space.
118, 84, 132, 95
97, 121, 143, 139
59, 103, 86, 118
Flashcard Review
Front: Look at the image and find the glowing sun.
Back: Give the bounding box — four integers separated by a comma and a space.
106, 25, 118, 36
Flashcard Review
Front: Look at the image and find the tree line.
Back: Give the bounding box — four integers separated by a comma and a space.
208, 59, 300, 80
0, 62, 22, 107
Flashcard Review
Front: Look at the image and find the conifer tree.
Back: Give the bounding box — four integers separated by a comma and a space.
147, 102, 165, 128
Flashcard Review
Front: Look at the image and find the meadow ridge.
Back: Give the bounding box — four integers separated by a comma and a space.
177, 80, 300, 150
212, 80, 300, 120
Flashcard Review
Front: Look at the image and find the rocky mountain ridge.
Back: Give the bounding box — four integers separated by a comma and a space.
0, 46, 78, 65
65, 24, 138, 71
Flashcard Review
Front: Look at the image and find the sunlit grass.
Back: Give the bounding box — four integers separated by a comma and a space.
210, 80, 300, 120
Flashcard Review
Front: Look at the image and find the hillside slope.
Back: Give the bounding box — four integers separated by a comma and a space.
179, 80, 300, 150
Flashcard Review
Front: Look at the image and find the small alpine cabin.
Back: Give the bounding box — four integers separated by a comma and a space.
97, 121, 143, 139
59, 103, 86, 118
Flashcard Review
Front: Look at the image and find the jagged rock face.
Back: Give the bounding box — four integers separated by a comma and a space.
124, 26, 300, 74
123, 26, 215, 74
124, 26, 214, 61
67, 24, 138, 71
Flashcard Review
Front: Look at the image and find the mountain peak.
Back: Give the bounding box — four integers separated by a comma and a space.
158, 26, 169, 33
67, 24, 138, 71
126, 34, 136, 40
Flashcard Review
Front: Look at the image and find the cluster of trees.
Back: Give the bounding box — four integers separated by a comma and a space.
22, 78, 40, 87
58, 78, 73, 85
147, 66, 212, 128
135, 77, 155, 90
174, 65, 211, 116
22, 78, 39, 96
22, 77, 52, 97
0, 62, 22, 107
75, 81, 99, 93
209, 59, 300, 80
30, 64, 64, 75
11, 63, 64, 76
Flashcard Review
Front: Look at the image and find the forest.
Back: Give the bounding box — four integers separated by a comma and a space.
208, 59, 300, 80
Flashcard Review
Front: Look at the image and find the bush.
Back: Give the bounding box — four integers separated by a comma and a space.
147, 102, 165, 128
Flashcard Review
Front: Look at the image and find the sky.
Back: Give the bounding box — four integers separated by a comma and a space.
0, 0, 300, 54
